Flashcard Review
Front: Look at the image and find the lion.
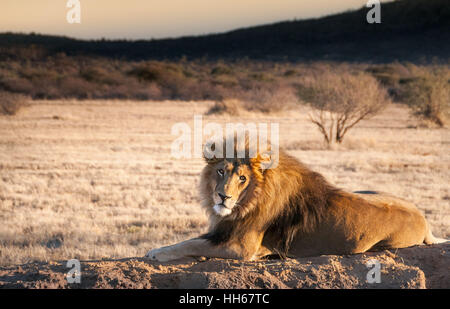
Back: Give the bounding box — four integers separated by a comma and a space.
146, 137, 446, 262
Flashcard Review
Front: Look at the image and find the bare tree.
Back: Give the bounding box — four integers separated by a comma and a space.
297, 71, 391, 144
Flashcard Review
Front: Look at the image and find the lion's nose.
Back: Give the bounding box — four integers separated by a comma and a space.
218, 193, 231, 201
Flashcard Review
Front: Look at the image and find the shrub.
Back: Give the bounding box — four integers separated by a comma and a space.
80, 67, 125, 86
283, 69, 298, 77
128, 63, 162, 82
366, 63, 414, 101
0, 77, 35, 94
206, 99, 244, 116
128, 61, 193, 99
248, 72, 274, 82
211, 65, 234, 76
297, 71, 390, 144
58, 77, 97, 99
128, 61, 185, 83
0, 91, 29, 115
211, 75, 239, 88
238, 84, 298, 114
133, 83, 163, 100
401, 68, 449, 127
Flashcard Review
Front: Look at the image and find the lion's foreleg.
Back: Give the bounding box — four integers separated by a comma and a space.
145, 230, 269, 262
145, 238, 241, 262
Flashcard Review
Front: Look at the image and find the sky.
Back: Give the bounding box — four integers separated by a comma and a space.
0, 0, 392, 40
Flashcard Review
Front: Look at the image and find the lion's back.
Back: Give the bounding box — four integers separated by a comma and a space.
284, 190, 429, 257
353, 190, 421, 213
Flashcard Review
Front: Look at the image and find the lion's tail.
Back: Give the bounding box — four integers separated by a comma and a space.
424, 221, 449, 244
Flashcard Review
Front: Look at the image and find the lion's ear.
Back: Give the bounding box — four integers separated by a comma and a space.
203, 140, 223, 165
250, 150, 279, 171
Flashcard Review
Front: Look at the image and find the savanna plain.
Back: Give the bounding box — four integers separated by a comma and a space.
0, 99, 448, 267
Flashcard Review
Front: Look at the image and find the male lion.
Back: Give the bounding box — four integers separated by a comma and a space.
146, 139, 446, 262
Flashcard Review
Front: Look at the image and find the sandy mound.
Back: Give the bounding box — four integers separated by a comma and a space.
0, 243, 448, 289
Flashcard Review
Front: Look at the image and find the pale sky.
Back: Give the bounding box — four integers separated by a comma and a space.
0, 0, 392, 40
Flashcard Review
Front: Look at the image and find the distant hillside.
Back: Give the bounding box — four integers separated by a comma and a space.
0, 0, 449, 63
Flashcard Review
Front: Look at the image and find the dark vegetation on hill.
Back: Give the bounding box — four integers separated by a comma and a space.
0, 0, 449, 62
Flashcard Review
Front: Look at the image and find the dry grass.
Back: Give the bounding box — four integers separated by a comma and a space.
0, 100, 448, 266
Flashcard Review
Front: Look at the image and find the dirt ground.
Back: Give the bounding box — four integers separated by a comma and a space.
0, 100, 448, 288
0, 243, 448, 289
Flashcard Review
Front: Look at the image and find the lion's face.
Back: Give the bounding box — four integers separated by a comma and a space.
210, 160, 253, 217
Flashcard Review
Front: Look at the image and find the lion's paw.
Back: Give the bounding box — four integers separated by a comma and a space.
145, 247, 176, 262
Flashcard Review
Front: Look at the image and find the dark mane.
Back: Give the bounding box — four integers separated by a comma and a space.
263, 169, 340, 257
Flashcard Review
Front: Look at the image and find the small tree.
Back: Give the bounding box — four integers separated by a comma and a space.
297, 71, 390, 144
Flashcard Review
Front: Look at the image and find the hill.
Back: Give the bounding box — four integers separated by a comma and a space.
0, 0, 449, 63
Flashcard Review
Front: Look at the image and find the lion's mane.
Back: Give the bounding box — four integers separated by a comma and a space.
198, 147, 341, 257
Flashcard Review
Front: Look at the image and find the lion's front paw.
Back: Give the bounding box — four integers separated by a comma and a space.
145, 247, 177, 262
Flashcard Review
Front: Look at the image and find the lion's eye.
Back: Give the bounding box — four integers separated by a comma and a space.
239, 176, 247, 182
217, 169, 224, 176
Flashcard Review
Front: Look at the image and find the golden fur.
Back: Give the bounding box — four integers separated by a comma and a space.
146, 139, 445, 262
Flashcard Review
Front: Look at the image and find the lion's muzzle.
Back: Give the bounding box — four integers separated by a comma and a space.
213, 203, 233, 217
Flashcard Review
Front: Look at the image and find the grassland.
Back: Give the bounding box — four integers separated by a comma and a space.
0, 100, 448, 266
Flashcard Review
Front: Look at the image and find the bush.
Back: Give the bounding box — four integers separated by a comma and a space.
366, 63, 415, 101
211, 65, 234, 76
238, 84, 298, 114
0, 91, 29, 115
401, 68, 449, 127
206, 99, 243, 116
58, 77, 97, 99
283, 69, 298, 77
128, 61, 185, 83
128, 61, 195, 99
80, 67, 126, 86
248, 72, 274, 82
297, 71, 390, 144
